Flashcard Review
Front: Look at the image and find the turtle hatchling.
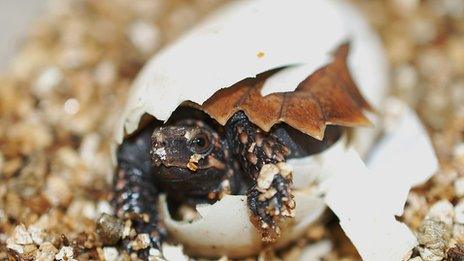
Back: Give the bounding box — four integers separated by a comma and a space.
110, 0, 388, 259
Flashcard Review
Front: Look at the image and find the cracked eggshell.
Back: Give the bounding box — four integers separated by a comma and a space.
320, 101, 438, 261
114, 0, 388, 258
115, 0, 388, 143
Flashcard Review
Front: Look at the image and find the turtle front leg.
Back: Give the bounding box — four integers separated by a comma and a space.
112, 126, 166, 259
226, 112, 296, 242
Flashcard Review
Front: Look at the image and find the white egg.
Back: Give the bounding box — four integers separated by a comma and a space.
114, 0, 390, 258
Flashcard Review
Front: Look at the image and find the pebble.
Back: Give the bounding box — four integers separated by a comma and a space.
426, 200, 455, 226
36, 242, 58, 261
33, 67, 63, 97
28, 225, 45, 245
67, 200, 97, 221
22, 244, 39, 259
419, 50, 452, 87
43, 175, 72, 207
299, 240, 333, 261
131, 233, 151, 251
453, 224, 464, 242
11, 224, 33, 245
417, 219, 451, 261
149, 247, 162, 257
0, 152, 4, 176
455, 201, 464, 224
58, 47, 86, 69
128, 21, 161, 54
454, 143, 464, 159
55, 246, 74, 260
442, 0, 464, 18
447, 244, 464, 260
79, 133, 100, 167
406, 192, 428, 213
63, 98, 80, 115
418, 247, 446, 261
97, 200, 114, 216
381, 97, 407, 132
162, 244, 189, 261
6, 240, 24, 254
0, 209, 5, 223
454, 177, 464, 198
451, 82, 464, 110
434, 169, 458, 187
94, 61, 116, 87
166, 6, 198, 41
390, 0, 419, 15
131, 0, 166, 20
395, 64, 418, 92
409, 18, 436, 44
96, 213, 124, 245
102, 247, 119, 261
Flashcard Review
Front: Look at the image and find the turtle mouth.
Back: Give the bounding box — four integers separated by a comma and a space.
156, 165, 227, 196
157, 165, 210, 182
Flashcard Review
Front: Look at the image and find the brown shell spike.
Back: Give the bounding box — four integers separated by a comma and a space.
202, 43, 372, 140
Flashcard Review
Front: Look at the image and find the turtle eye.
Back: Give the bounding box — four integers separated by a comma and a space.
189, 131, 212, 155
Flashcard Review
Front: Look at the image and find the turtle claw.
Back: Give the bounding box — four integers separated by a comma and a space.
247, 174, 295, 242
120, 212, 166, 260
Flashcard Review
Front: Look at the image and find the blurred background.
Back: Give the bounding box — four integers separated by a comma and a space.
0, 1, 45, 70
0, 0, 463, 260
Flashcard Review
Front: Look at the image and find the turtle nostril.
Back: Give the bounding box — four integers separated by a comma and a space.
153, 141, 167, 150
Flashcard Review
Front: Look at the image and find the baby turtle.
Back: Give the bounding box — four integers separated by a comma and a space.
112, 43, 372, 258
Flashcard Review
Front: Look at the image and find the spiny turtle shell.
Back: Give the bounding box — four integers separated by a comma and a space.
202, 43, 372, 140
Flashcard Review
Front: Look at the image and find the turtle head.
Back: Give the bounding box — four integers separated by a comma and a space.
150, 120, 229, 195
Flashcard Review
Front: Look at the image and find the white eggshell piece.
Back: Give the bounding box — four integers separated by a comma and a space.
160, 138, 348, 258
298, 240, 333, 261
116, 0, 388, 143
161, 244, 189, 261
319, 100, 438, 261
160, 193, 325, 258
367, 99, 438, 216
288, 133, 358, 191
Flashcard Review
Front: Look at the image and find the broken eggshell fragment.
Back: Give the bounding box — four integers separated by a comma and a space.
319, 100, 438, 261
113, 0, 393, 258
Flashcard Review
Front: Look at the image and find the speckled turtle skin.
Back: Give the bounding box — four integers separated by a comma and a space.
112, 108, 340, 258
